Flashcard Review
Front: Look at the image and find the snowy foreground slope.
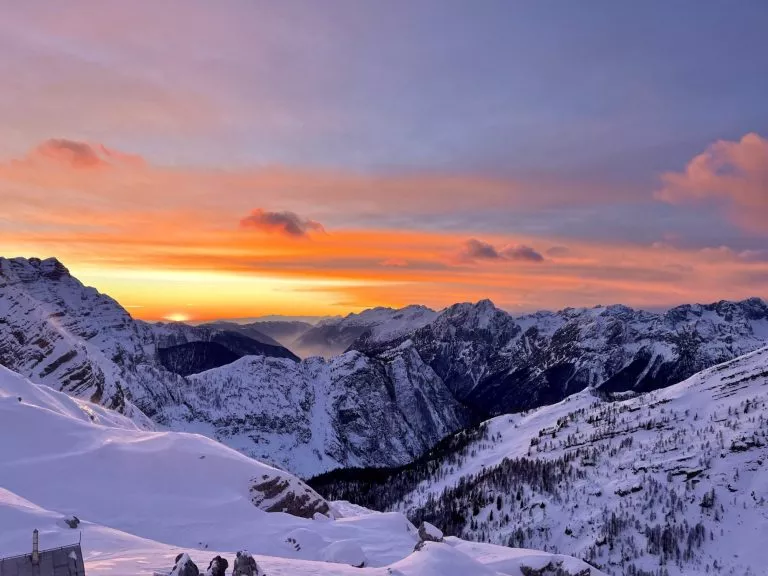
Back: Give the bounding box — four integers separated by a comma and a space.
0, 366, 601, 576
315, 348, 768, 575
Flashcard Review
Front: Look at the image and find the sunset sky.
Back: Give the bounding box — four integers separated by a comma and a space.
2, 1, 768, 321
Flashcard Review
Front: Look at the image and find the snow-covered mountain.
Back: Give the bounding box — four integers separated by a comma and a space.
168, 343, 468, 477
0, 256, 162, 422
150, 321, 300, 375
5, 255, 768, 480
311, 347, 768, 575
292, 305, 439, 358
153, 320, 287, 349
0, 363, 602, 576
0, 257, 467, 475
353, 298, 768, 417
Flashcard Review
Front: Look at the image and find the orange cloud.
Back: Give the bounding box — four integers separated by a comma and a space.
3, 138, 768, 320
657, 132, 768, 233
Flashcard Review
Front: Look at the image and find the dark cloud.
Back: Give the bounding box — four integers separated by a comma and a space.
502, 244, 545, 262
240, 209, 325, 237
458, 238, 544, 263
461, 238, 502, 260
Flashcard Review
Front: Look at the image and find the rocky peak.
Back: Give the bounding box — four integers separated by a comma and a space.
0, 256, 72, 284
433, 299, 512, 332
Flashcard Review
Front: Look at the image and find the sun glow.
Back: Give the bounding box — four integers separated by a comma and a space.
163, 313, 191, 323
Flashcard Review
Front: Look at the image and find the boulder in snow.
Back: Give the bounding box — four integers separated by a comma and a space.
204, 555, 228, 576
418, 521, 443, 543
233, 550, 264, 576
170, 553, 199, 576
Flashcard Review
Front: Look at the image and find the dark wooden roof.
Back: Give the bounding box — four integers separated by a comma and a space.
0, 543, 85, 576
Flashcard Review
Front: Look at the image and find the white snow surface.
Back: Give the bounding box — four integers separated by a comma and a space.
0, 365, 600, 576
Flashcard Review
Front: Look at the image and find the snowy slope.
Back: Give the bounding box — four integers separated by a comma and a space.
0, 365, 601, 576
318, 347, 768, 575
0, 365, 331, 527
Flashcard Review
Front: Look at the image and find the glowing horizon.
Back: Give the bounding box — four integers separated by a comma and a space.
1, 3, 767, 320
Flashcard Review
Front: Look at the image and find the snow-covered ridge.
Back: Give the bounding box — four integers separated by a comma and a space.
354, 296, 768, 417
0, 363, 603, 576
292, 305, 439, 358
315, 347, 768, 575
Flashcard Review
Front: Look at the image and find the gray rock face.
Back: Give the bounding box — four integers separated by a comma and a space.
418, 521, 444, 543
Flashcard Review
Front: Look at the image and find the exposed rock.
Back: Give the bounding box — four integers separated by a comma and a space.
250, 475, 330, 518
170, 553, 199, 576
232, 550, 264, 576
204, 555, 228, 576
418, 521, 443, 542
353, 298, 768, 417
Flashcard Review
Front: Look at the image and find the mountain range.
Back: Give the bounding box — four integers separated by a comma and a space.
3, 256, 768, 476
2, 255, 768, 574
